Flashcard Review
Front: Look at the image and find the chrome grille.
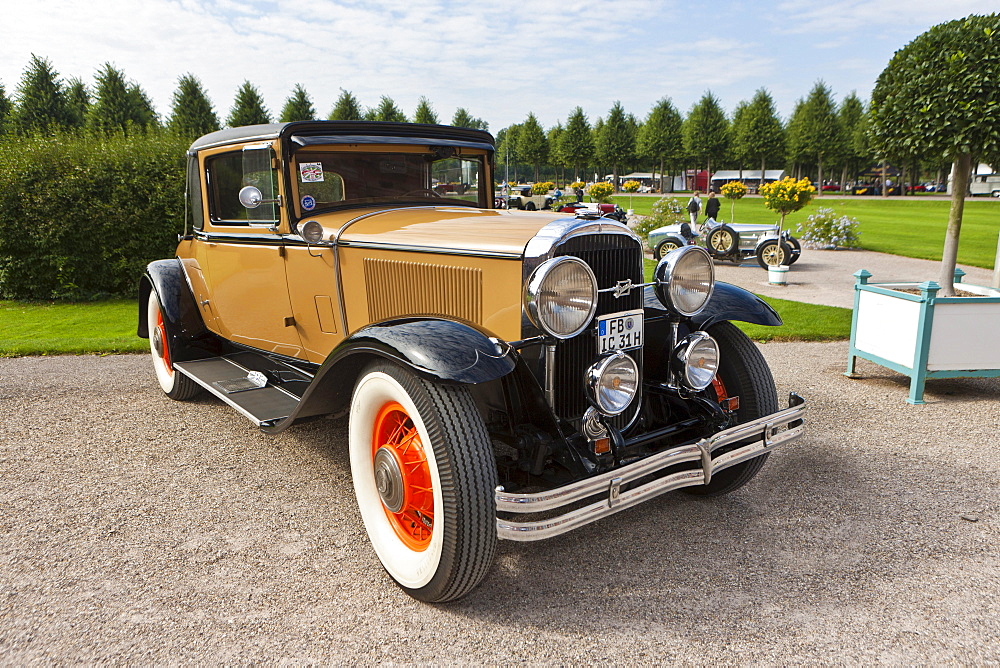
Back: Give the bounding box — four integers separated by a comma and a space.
554, 233, 644, 430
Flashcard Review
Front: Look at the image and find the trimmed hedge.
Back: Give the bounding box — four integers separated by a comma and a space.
0, 132, 189, 299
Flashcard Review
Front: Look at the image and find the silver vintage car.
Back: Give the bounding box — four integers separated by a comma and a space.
649, 219, 801, 268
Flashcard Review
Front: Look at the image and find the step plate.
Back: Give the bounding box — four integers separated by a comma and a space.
174, 357, 299, 426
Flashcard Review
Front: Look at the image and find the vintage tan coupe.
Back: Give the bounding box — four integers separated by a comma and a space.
139, 121, 805, 602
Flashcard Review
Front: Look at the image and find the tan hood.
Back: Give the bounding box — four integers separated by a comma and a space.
329, 207, 567, 257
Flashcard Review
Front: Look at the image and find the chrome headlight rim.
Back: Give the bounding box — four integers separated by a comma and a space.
586, 351, 639, 416
524, 256, 598, 339
653, 245, 716, 317
674, 331, 720, 391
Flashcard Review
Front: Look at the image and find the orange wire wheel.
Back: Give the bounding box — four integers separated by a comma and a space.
371, 401, 434, 551
153, 307, 172, 374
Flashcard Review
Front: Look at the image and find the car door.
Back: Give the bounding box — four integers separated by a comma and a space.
196, 143, 304, 358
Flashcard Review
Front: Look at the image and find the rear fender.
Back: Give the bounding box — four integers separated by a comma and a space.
138, 259, 219, 362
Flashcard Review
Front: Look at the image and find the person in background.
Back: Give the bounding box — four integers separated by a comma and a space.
575, 186, 584, 202
553, 187, 562, 202
686, 191, 702, 228
704, 190, 721, 223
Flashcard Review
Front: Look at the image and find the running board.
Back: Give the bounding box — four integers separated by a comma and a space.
174, 352, 312, 427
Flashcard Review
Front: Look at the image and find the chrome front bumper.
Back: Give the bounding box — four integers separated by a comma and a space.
495, 393, 806, 542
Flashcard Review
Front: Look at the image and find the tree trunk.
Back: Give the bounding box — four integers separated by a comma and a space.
938, 154, 971, 297
881, 160, 889, 198
817, 157, 823, 197
659, 158, 664, 193
612, 167, 619, 193
840, 165, 848, 195
760, 157, 766, 194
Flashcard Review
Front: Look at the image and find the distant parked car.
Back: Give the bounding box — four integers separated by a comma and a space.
821, 184, 840, 192
506, 185, 551, 210
556, 201, 628, 223
648, 219, 801, 269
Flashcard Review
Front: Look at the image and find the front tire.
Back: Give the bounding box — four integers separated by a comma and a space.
684, 321, 778, 496
146, 290, 200, 400
525, 201, 536, 211
349, 361, 498, 602
654, 239, 682, 260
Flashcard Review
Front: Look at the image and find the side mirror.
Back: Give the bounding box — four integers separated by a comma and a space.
239, 185, 263, 209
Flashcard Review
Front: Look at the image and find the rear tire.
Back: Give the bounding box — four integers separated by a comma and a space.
146, 291, 200, 400
786, 236, 802, 265
684, 321, 778, 496
349, 361, 498, 602
756, 240, 792, 268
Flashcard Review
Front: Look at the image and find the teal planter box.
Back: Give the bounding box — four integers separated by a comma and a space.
846, 269, 1000, 404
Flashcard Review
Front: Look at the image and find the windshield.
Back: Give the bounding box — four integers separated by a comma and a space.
290, 147, 487, 216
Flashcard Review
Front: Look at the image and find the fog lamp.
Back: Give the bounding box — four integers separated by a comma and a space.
586, 351, 639, 416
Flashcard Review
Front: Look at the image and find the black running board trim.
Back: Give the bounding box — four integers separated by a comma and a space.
174, 355, 302, 426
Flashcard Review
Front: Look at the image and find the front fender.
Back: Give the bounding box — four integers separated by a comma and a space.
262, 318, 519, 433
643, 283, 781, 329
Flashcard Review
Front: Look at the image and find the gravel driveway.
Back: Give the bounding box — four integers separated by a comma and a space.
2, 347, 998, 664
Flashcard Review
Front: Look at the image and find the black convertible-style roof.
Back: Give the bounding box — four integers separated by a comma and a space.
188, 121, 495, 153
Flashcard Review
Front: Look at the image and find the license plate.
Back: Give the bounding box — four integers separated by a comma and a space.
597, 309, 644, 354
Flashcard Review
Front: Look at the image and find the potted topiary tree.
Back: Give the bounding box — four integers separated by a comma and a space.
757, 176, 816, 232
719, 180, 748, 223
621, 179, 641, 214
846, 13, 1000, 403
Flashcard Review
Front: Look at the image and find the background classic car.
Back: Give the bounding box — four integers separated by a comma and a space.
649, 219, 802, 268
139, 121, 805, 602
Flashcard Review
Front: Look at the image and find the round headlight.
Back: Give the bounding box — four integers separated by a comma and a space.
586, 351, 639, 416
653, 246, 715, 316
524, 257, 598, 339
675, 331, 719, 391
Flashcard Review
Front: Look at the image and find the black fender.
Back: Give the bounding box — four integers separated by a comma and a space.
643, 282, 781, 329
262, 317, 519, 433
138, 259, 220, 362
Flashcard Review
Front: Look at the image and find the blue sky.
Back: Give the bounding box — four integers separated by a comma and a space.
3, 0, 994, 131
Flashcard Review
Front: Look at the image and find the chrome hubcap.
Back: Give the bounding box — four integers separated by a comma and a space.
151, 325, 165, 358
374, 447, 405, 513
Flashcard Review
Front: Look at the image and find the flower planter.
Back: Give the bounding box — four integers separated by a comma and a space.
767, 265, 789, 285
846, 269, 1000, 403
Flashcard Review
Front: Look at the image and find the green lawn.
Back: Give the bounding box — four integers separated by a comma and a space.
617, 194, 1000, 269
0, 299, 146, 356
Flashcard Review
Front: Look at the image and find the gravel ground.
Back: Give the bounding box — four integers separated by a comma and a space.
1, 348, 998, 664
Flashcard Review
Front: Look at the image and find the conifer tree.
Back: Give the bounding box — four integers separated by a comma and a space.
0, 84, 12, 135
366, 96, 407, 122
167, 74, 220, 139
796, 81, 842, 193
226, 81, 271, 128
279, 84, 316, 122
637, 98, 683, 192
413, 97, 438, 124
560, 107, 593, 182
596, 101, 637, 191
517, 112, 548, 183
328, 90, 363, 120
729, 88, 784, 179
87, 64, 155, 135
451, 107, 488, 130
837, 92, 868, 192
13, 54, 72, 135
64, 77, 90, 130
682, 92, 729, 189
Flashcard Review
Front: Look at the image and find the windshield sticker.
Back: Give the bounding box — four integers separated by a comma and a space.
299, 162, 324, 182
301, 195, 316, 211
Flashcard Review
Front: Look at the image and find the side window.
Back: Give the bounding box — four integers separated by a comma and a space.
186, 155, 204, 231
205, 149, 279, 225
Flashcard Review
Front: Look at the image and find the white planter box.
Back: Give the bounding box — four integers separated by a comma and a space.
847, 269, 1000, 403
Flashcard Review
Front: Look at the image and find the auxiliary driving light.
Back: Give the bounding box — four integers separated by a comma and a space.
674, 331, 720, 391
586, 351, 639, 416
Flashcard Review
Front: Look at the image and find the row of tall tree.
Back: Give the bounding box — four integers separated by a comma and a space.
0, 54, 960, 190
0, 55, 489, 140
495, 83, 951, 193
